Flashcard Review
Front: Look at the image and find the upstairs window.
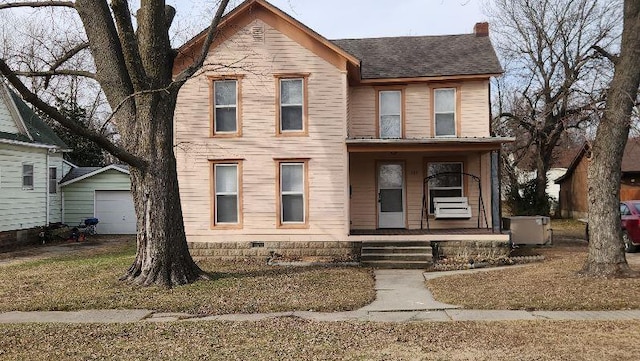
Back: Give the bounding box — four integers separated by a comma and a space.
213, 79, 238, 134
22, 163, 34, 190
277, 75, 308, 135
434, 88, 456, 137
49, 167, 57, 194
427, 162, 463, 213
379, 90, 402, 138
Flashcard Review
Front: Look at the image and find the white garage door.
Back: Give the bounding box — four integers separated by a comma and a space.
94, 190, 137, 234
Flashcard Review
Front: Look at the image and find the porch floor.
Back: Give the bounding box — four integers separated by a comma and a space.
350, 228, 499, 236
348, 228, 509, 242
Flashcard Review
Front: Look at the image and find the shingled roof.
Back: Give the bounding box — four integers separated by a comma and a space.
7, 90, 68, 148
60, 164, 129, 185
331, 33, 503, 79
555, 138, 640, 184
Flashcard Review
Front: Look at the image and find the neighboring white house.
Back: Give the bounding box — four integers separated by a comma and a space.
0, 79, 69, 246
59, 164, 136, 235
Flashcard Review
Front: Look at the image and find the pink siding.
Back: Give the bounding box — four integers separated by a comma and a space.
348, 81, 490, 138
175, 19, 349, 243
349, 152, 493, 230
459, 81, 490, 137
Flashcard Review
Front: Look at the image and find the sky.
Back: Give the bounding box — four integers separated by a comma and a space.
170, 0, 488, 41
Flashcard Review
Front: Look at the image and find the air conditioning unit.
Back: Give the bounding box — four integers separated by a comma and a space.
504, 216, 552, 245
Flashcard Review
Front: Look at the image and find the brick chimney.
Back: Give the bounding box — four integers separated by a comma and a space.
474, 22, 489, 37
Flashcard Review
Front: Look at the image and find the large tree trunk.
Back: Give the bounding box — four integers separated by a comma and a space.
119, 91, 206, 286
582, 0, 640, 277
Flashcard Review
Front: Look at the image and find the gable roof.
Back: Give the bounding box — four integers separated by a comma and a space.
59, 164, 129, 186
175, 0, 359, 75
0, 80, 67, 149
8, 90, 68, 148
176, 0, 502, 82
555, 138, 640, 184
331, 34, 503, 80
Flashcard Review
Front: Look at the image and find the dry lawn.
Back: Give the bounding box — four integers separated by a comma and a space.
1, 318, 639, 360
428, 230, 640, 310
0, 238, 375, 314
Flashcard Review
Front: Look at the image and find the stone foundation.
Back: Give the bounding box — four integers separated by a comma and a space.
188, 241, 361, 261
0, 227, 41, 253
432, 239, 512, 262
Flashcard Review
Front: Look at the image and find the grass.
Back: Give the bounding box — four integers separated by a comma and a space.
427, 219, 640, 310
550, 218, 588, 239
1, 319, 639, 360
0, 238, 375, 314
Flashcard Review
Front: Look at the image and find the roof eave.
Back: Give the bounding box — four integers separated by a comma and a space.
59, 164, 130, 187
357, 73, 502, 85
0, 138, 58, 149
0, 81, 33, 140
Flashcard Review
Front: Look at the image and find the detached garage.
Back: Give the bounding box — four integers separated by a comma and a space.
60, 164, 136, 234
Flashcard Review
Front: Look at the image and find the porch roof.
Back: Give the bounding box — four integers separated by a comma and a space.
346, 137, 514, 153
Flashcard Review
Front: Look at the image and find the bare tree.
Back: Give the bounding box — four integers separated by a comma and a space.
582, 0, 640, 277
0, 0, 231, 286
489, 0, 620, 215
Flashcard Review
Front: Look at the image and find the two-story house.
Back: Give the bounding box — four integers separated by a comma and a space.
173, 0, 512, 262
0, 79, 70, 249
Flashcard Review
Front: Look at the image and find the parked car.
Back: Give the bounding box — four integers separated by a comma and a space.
620, 201, 640, 252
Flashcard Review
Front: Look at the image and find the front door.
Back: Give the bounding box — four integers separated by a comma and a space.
377, 162, 405, 228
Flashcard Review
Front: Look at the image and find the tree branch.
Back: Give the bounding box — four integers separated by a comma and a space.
14, 69, 95, 79
591, 45, 619, 64
49, 42, 89, 71
110, 0, 146, 90
0, 58, 146, 168
174, 0, 230, 84
74, 0, 134, 108
0, 1, 74, 10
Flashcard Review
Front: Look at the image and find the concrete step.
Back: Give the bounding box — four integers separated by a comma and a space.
362, 246, 431, 254
360, 260, 430, 269
361, 253, 431, 262
360, 240, 433, 269
361, 241, 431, 248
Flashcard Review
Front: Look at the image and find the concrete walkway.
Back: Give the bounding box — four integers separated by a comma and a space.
2, 268, 640, 324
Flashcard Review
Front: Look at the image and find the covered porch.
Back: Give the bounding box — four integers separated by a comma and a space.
347, 137, 511, 242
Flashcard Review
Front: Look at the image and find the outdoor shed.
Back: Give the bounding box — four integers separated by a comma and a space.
555, 139, 640, 219
59, 164, 136, 234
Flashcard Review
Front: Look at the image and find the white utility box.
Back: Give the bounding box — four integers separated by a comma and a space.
505, 216, 552, 245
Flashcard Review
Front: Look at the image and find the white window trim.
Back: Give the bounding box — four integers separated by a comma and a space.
214, 163, 239, 225
434, 88, 457, 137
279, 78, 304, 133
213, 80, 238, 134
280, 162, 305, 224
427, 162, 463, 214
22, 163, 34, 190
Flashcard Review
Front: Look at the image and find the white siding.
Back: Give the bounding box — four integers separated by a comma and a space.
61, 169, 131, 226
0, 143, 47, 231
0, 89, 21, 134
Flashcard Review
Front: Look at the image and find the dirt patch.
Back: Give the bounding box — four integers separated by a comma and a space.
0, 235, 134, 266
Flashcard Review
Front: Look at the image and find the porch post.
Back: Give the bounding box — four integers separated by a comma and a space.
491, 150, 501, 233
